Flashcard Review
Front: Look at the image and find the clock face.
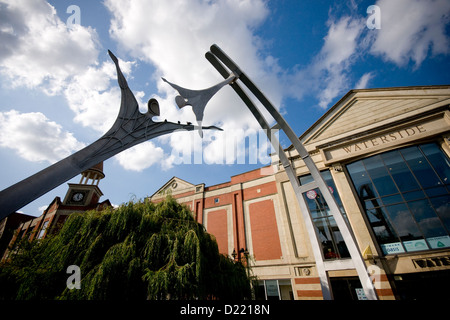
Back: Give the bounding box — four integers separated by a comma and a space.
72, 192, 84, 202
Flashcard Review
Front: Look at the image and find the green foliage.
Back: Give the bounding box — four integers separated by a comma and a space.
0, 197, 253, 300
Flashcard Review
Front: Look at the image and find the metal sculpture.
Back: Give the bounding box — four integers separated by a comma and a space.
201, 44, 378, 300
0, 45, 378, 301
162, 75, 235, 137
0, 50, 221, 220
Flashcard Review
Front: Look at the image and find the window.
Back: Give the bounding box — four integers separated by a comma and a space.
254, 279, 293, 300
214, 198, 219, 204
347, 143, 450, 255
37, 221, 49, 240
299, 171, 350, 260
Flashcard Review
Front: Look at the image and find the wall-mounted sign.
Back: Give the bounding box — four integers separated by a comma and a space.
427, 235, 450, 249
340, 125, 427, 155
355, 288, 368, 300
306, 190, 318, 199
403, 239, 428, 252
265, 280, 279, 297
321, 114, 449, 165
380, 242, 405, 255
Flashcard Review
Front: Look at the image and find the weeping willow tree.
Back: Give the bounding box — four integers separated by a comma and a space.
0, 196, 253, 300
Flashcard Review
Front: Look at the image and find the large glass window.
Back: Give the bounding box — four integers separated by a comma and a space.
347, 143, 450, 255
299, 171, 350, 260
254, 279, 293, 300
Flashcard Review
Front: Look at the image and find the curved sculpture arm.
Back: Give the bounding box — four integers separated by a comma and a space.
206, 43, 378, 301
0, 51, 222, 219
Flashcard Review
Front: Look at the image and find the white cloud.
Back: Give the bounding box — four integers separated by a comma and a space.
313, 15, 365, 109
0, 0, 100, 95
3, 0, 448, 174
355, 72, 374, 89
63, 59, 144, 134
0, 0, 151, 173
371, 0, 450, 68
0, 0, 168, 172
38, 205, 49, 212
0, 110, 85, 163
283, 0, 450, 109
104, 0, 278, 169
318, 16, 363, 70
284, 15, 365, 109
114, 141, 164, 172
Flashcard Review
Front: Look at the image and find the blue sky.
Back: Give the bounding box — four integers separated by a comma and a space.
0, 0, 449, 216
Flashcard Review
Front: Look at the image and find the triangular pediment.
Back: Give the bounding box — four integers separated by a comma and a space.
150, 176, 197, 199
300, 86, 450, 148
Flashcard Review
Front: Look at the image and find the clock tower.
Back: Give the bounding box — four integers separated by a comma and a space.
63, 162, 105, 207
2, 162, 110, 255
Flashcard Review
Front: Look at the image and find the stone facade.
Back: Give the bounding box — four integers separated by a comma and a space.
149, 85, 450, 300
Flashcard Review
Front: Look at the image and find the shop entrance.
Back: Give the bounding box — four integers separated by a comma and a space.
393, 270, 450, 300
330, 277, 366, 300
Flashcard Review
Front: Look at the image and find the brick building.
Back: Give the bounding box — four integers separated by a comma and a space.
1, 162, 111, 261
148, 85, 450, 300
0, 212, 34, 259
1, 85, 448, 300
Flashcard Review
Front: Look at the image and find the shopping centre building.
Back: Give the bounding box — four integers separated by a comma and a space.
149, 85, 450, 300
2, 85, 448, 300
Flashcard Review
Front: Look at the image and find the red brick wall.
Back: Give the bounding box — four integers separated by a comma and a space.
230, 166, 274, 184
295, 277, 323, 299
249, 199, 282, 261
206, 209, 228, 255
194, 200, 203, 224
204, 193, 232, 209
243, 182, 277, 201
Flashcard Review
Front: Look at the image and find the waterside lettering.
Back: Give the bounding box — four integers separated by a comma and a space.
342, 125, 426, 154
